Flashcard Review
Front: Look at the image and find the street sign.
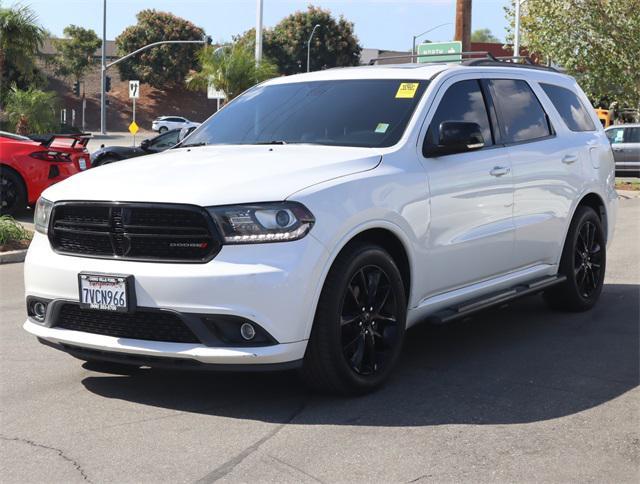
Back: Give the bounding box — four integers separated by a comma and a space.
128, 121, 139, 135
207, 77, 225, 100
417, 41, 462, 63
129, 80, 140, 99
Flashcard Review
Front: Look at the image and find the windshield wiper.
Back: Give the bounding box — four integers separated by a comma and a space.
254, 140, 289, 145
181, 142, 208, 148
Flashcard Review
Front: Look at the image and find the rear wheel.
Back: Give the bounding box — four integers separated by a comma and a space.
0, 167, 26, 216
301, 243, 407, 395
544, 206, 606, 311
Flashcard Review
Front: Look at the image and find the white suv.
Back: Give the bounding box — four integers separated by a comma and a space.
151, 116, 200, 133
24, 59, 617, 394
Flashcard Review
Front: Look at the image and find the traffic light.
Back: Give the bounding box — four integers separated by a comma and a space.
105, 76, 112, 92
73, 81, 80, 97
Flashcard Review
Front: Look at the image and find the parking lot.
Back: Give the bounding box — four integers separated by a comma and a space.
1, 197, 638, 483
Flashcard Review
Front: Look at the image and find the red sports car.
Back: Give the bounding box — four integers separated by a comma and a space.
0, 132, 91, 215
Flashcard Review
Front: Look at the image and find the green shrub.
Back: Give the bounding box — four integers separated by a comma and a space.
0, 216, 31, 245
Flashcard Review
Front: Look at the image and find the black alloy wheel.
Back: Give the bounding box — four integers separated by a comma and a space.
545, 205, 606, 311
0, 169, 26, 215
574, 220, 603, 299
301, 243, 407, 395
340, 265, 400, 376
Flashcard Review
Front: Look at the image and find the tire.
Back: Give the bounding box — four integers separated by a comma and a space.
158, 126, 168, 134
0, 167, 27, 216
544, 205, 606, 311
300, 243, 407, 395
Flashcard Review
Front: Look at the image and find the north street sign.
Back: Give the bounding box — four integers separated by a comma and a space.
417, 41, 462, 63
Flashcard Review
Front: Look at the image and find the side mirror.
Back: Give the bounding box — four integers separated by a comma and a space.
424, 121, 485, 157
140, 139, 150, 150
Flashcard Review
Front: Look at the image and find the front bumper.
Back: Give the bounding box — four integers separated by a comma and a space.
24, 231, 330, 366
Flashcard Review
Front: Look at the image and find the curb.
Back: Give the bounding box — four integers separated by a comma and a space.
0, 249, 27, 264
617, 190, 640, 200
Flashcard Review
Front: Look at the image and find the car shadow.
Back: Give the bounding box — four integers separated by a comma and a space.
81, 283, 639, 427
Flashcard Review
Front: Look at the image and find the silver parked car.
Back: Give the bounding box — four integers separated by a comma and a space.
605, 124, 640, 176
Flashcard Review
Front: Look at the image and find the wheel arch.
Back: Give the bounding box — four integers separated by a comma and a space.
0, 163, 27, 194
576, 192, 608, 243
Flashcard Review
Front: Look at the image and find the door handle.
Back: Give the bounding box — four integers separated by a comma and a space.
489, 166, 510, 177
562, 154, 578, 164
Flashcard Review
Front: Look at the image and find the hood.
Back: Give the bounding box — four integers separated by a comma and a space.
44, 144, 382, 205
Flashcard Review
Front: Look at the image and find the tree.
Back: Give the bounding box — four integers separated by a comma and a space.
115, 9, 205, 88
505, 0, 640, 108
51, 25, 101, 83
239, 5, 361, 75
5, 85, 58, 135
186, 43, 277, 101
471, 28, 500, 43
0, 3, 47, 105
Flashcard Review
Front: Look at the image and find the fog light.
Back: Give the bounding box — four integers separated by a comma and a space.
240, 322, 256, 341
32, 301, 47, 322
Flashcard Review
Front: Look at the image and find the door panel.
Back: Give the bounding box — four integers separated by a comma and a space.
420, 78, 515, 296
424, 149, 514, 293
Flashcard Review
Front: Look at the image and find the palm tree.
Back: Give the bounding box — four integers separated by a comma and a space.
0, 3, 47, 105
187, 43, 278, 101
5, 85, 58, 135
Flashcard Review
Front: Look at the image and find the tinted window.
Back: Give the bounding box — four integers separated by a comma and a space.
490, 79, 551, 143
425, 79, 493, 148
540, 83, 595, 132
151, 130, 180, 149
626, 128, 640, 143
184, 79, 428, 148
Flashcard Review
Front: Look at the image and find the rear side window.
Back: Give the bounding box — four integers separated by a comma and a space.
489, 79, 551, 143
540, 83, 595, 132
626, 128, 640, 143
426, 79, 493, 148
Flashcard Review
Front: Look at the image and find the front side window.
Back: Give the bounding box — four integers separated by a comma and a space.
540, 83, 595, 132
425, 79, 494, 149
490, 79, 551, 143
606, 128, 624, 144
151, 130, 180, 150
184, 79, 428, 148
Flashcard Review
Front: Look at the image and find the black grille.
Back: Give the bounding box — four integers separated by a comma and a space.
55, 304, 200, 344
49, 203, 220, 262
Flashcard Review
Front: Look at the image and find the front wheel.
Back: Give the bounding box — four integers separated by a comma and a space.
0, 167, 26, 216
158, 126, 168, 134
301, 243, 407, 395
544, 206, 606, 311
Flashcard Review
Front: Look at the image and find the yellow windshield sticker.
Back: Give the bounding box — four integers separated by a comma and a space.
395, 82, 419, 99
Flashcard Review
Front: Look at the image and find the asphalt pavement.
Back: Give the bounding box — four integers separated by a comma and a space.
1, 199, 638, 483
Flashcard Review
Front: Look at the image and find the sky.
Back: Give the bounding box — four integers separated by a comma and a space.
24, 0, 510, 52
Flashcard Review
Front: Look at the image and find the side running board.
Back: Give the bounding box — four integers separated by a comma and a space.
428, 275, 567, 325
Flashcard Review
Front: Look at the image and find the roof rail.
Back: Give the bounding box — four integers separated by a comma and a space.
368, 51, 494, 65
367, 51, 558, 72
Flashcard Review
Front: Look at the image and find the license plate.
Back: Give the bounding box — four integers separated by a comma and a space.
78, 158, 87, 170
78, 273, 134, 312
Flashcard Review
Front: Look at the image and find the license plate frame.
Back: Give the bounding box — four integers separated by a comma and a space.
78, 273, 136, 313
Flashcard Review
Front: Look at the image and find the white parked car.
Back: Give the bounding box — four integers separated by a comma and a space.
25, 58, 617, 395
151, 116, 200, 133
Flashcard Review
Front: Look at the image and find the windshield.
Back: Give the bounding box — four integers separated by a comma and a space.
184, 79, 428, 148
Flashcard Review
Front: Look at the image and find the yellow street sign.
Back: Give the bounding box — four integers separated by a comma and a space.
128, 121, 139, 135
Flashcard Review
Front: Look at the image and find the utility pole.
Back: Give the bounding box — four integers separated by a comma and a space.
514, 0, 521, 57
454, 0, 472, 52
100, 0, 106, 134
255, 0, 263, 63
307, 24, 321, 72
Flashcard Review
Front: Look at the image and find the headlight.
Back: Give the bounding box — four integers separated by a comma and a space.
34, 197, 53, 234
207, 202, 315, 244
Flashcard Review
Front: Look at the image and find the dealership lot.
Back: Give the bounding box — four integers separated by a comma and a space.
1, 198, 638, 483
